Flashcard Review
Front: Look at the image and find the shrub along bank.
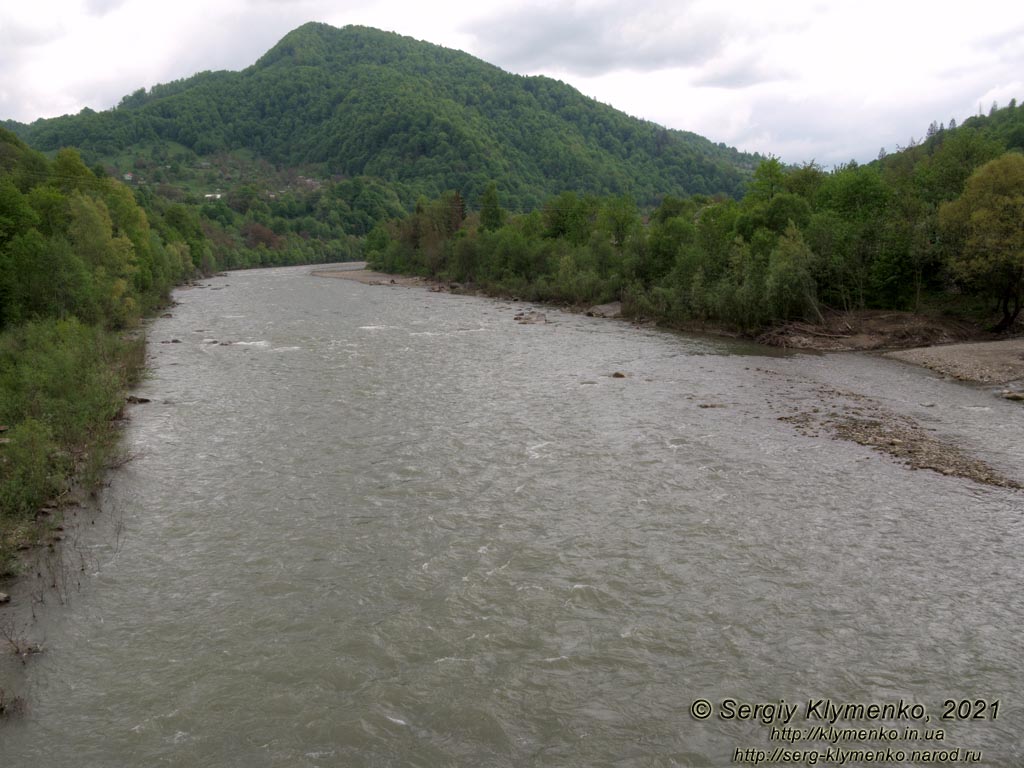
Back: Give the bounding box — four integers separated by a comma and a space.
0, 129, 205, 575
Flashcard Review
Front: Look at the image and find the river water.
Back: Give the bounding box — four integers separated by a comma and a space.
1, 265, 1022, 767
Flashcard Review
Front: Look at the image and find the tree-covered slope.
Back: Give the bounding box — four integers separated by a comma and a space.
12, 23, 761, 209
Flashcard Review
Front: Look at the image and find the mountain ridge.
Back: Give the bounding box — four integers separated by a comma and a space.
9, 23, 762, 209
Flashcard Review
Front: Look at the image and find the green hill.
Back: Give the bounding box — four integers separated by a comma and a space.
9, 23, 761, 210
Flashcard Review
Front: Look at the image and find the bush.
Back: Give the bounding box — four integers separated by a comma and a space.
0, 319, 144, 569
0, 319, 125, 447
0, 418, 60, 520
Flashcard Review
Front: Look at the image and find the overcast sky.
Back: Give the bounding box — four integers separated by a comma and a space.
2, 0, 1022, 167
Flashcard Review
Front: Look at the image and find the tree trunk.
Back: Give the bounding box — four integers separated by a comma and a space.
992, 290, 1022, 333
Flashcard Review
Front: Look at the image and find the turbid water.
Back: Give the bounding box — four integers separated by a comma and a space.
1, 265, 1021, 767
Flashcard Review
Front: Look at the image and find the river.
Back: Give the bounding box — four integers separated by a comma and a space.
1, 265, 1021, 766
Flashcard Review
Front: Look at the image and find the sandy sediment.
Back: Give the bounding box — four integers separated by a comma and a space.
311, 267, 431, 288
775, 383, 1021, 489
886, 338, 1024, 385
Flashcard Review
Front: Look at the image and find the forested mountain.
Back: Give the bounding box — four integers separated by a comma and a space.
9, 23, 761, 211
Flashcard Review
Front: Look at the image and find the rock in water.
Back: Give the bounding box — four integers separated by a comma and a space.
586, 301, 622, 318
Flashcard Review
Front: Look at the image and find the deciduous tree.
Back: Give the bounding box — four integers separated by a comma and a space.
940, 153, 1024, 331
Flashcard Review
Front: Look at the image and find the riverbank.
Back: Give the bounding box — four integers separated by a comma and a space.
755, 309, 983, 351
768, 311, 1024, 392
0, 321, 146, 581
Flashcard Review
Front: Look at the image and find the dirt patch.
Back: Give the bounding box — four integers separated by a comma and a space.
757, 310, 982, 351
886, 338, 1024, 385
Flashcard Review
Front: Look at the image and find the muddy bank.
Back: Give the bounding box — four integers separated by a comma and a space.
758, 311, 1024, 391
756, 309, 983, 351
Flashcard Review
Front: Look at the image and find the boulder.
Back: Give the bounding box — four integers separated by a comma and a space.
586, 301, 622, 319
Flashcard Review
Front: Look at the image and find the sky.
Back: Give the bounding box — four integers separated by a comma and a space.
2, 0, 1023, 167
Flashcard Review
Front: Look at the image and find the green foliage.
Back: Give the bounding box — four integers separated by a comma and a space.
0, 178, 39, 243
914, 129, 1003, 204
939, 152, 1024, 330
0, 320, 126, 448
0, 418, 59, 522
642, 212, 696, 285
0, 132, 200, 567
0, 230, 97, 324
746, 156, 787, 203
0, 319, 143, 545
543, 192, 599, 245
480, 181, 505, 232
596, 196, 641, 248
765, 225, 822, 322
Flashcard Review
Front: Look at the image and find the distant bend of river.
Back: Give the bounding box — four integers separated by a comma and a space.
1, 265, 1021, 767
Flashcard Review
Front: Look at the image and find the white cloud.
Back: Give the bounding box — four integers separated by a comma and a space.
83, 0, 130, 15
463, 0, 725, 75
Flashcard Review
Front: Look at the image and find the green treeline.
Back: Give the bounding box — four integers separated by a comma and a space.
369, 109, 1024, 333
0, 128, 205, 573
